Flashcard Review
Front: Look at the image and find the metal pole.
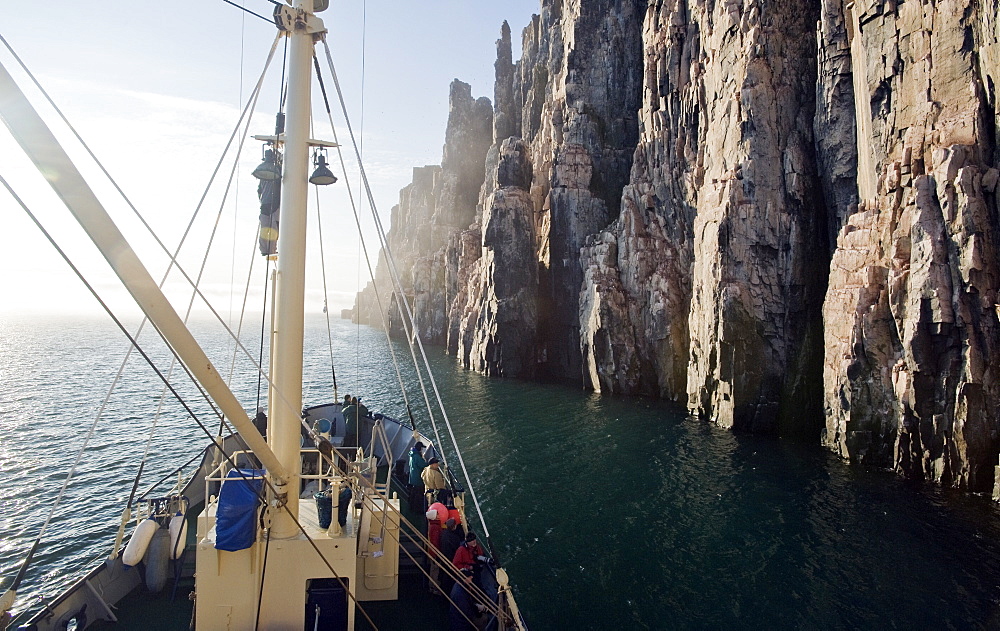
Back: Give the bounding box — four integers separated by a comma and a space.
269, 0, 316, 538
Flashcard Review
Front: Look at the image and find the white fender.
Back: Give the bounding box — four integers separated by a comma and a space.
168, 513, 188, 560
122, 518, 158, 567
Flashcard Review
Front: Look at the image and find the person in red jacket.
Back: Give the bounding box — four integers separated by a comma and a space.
452, 531, 488, 586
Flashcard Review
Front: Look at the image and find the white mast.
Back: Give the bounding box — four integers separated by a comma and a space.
269, 0, 323, 538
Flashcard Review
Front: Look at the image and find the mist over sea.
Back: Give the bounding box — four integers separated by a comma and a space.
2, 313, 1000, 629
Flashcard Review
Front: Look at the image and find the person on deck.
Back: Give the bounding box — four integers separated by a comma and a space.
437, 490, 464, 537
252, 407, 267, 439
354, 397, 369, 445
453, 531, 488, 587
426, 500, 448, 595
407, 443, 427, 512
448, 568, 484, 631
421, 457, 447, 499
341, 395, 358, 448
355, 396, 369, 420
439, 517, 463, 596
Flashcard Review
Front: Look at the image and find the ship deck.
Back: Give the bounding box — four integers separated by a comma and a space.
88, 473, 448, 630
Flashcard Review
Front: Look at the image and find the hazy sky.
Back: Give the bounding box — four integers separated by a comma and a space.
0, 1, 539, 319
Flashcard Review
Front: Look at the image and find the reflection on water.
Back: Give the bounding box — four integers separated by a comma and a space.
2, 314, 1000, 628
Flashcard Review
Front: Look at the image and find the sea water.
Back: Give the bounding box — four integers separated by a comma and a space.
2, 313, 1000, 629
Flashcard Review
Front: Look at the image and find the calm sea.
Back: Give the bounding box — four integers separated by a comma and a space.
2, 313, 1000, 629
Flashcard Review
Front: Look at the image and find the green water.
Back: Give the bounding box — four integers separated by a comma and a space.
394, 344, 1000, 629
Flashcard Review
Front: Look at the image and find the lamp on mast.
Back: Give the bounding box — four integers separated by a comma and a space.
309, 148, 337, 185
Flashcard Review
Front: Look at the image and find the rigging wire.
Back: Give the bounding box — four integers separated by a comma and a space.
316, 41, 447, 473
224, 239, 260, 384
4, 14, 509, 626
302, 442, 503, 624
355, 0, 367, 393
0, 32, 282, 561
91, 33, 275, 524
304, 88, 339, 402
311, 51, 417, 429
0, 25, 452, 628
312, 42, 513, 611
312, 44, 444, 448
138, 445, 213, 500
219, 0, 275, 24
148, 113, 265, 462
319, 40, 497, 547
7, 177, 491, 629
0, 31, 290, 424
313, 184, 339, 401
255, 258, 272, 413
0, 32, 321, 579
230, 0, 247, 369
3, 29, 322, 444
0, 175, 238, 592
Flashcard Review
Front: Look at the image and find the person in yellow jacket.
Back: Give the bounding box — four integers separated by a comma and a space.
421, 457, 447, 500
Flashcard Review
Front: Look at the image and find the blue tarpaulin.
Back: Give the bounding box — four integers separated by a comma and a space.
215, 468, 264, 552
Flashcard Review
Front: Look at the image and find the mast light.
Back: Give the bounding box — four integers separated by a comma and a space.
252, 146, 281, 181
309, 149, 337, 185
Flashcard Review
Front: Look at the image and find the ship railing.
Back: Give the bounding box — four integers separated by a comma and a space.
203, 448, 365, 507
133, 495, 189, 523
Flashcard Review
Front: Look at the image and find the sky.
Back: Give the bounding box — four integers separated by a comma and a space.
0, 0, 540, 320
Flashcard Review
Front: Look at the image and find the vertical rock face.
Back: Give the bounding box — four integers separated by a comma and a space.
458, 139, 538, 376
580, 0, 701, 402
581, 0, 829, 437
683, 0, 828, 435
821, 0, 1000, 490
356, 0, 1000, 490
447, 0, 646, 379
479, 0, 646, 379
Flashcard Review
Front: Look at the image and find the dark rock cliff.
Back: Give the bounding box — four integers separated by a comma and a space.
355, 0, 1000, 491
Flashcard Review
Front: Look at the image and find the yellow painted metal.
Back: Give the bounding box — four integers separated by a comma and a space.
354, 497, 400, 600
195, 493, 357, 630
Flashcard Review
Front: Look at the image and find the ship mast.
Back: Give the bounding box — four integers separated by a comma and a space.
268, 0, 324, 539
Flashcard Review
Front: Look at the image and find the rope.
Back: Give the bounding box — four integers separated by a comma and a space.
316, 40, 446, 458
224, 240, 260, 385
219, 0, 275, 24
313, 184, 339, 400
319, 40, 494, 541
0, 176, 258, 593
311, 50, 416, 427
254, 527, 271, 631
